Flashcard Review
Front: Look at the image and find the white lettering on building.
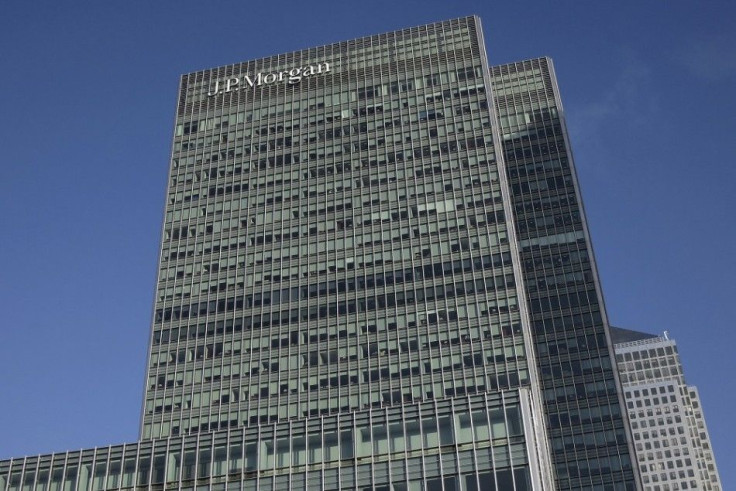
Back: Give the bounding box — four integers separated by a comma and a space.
207, 62, 331, 97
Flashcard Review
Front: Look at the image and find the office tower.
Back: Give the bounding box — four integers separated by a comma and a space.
491, 59, 638, 489
141, 15, 555, 490
1, 16, 638, 491
611, 328, 722, 490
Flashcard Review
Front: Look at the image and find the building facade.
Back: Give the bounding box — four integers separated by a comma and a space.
2, 17, 638, 491
491, 59, 637, 489
611, 328, 721, 490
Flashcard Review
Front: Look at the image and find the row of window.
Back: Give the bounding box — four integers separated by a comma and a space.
616, 344, 677, 360
158, 249, 512, 311
176, 79, 489, 156
173, 212, 505, 269
166, 176, 501, 236
171, 152, 497, 215
539, 355, 611, 381
173, 122, 493, 187
175, 81, 493, 170
164, 208, 504, 260
150, 328, 526, 377
146, 357, 529, 417
152, 303, 522, 348
179, 82, 485, 147
149, 373, 529, 438
167, 145, 494, 206
150, 326, 525, 390
162, 220, 504, 281
169, 164, 497, 227
155, 270, 518, 324
159, 238, 509, 301
3, 393, 533, 491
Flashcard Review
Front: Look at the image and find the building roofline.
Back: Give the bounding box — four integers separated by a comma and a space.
610, 326, 661, 346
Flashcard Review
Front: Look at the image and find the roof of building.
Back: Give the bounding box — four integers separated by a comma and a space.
610, 326, 659, 345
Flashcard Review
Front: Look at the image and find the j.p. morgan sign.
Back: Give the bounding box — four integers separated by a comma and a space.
207, 62, 331, 97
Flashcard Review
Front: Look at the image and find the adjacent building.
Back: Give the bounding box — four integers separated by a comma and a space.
1, 16, 640, 491
491, 59, 637, 489
611, 328, 721, 490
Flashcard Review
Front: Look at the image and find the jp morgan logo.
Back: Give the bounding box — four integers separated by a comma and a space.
207, 62, 331, 97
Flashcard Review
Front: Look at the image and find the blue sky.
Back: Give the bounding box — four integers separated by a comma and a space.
1, 0, 734, 485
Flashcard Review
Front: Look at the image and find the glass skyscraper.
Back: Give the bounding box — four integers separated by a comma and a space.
491, 59, 637, 489
1, 16, 638, 491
